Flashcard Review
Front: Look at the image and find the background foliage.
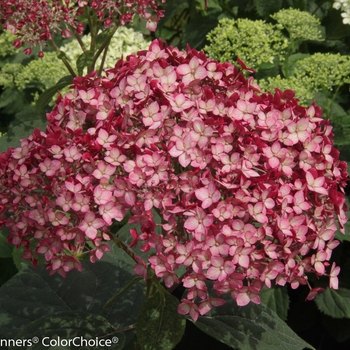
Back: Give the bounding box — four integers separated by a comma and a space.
0, 0, 350, 349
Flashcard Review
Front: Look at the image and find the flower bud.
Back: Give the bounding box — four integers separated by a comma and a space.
61, 29, 72, 38
13, 38, 22, 48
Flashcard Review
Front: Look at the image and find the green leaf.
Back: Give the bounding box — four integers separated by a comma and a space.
335, 196, 350, 241
180, 10, 222, 49
283, 53, 310, 78
96, 28, 116, 47
136, 290, 186, 350
35, 75, 73, 112
12, 245, 31, 271
315, 287, 350, 318
155, 0, 189, 46
56, 50, 70, 61
0, 91, 26, 117
0, 89, 20, 109
101, 240, 136, 276
0, 258, 17, 287
194, 297, 314, 350
0, 260, 145, 341
76, 50, 94, 76
14, 311, 124, 350
259, 286, 289, 321
0, 117, 47, 153
0, 227, 14, 258
253, 0, 282, 18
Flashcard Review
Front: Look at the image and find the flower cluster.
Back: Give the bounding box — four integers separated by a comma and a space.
0, 39, 348, 320
270, 8, 324, 42
0, 0, 164, 55
0, 29, 18, 57
258, 53, 350, 106
204, 17, 289, 69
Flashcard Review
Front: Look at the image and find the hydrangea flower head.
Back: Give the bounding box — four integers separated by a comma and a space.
0, 39, 348, 320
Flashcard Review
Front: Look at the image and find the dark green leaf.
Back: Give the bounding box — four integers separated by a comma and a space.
13, 311, 124, 350
326, 9, 350, 40
253, 0, 282, 18
156, 0, 189, 33
101, 240, 136, 276
259, 286, 289, 321
283, 53, 310, 78
194, 296, 314, 350
0, 227, 14, 258
322, 314, 350, 342
56, 50, 70, 61
335, 224, 350, 242
315, 287, 350, 318
0, 260, 145, 340
180, 10, 222, 49
0, 89, 29, 117
35, 75, 73, 112
136, 290, 186, 350
0, 117, 47, 153
76, 50, 94, 76
0, 258, 17, 287
0, 89, 20, 109
12, 245, 31, 271
335, 197, 350, 241
96, 28, 116, 47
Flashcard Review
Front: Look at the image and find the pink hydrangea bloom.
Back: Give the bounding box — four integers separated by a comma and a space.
0, 39, 348, 318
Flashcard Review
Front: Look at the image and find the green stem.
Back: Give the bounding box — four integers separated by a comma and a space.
103, 276, 143, 310
99, 324, 135, 339
153, 276, 166, 303
91, 27, 118, 75
325, 84, 342, 119
107, 232, 140, 264
47, 40, 77, 77
68, 24, 87, 52
85, 7, 99, 73
98, 44, 110, 76
283, 41, 293, 79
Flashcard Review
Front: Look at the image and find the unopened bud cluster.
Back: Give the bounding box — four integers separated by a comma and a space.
0, 0, 165, 55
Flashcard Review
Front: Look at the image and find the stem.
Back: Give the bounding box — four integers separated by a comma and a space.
47, 40, 77, 77
100, 324, 135, 339
68, 24, 87, 52
98, 44, 109, 76
91, 27, 118, 74
325, 85, 342, 119
103, 276, 143, 310
90, 10, 98, 52
283, 40, 294, 79
85, 6, 98, 73
107, 232, 139, 264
